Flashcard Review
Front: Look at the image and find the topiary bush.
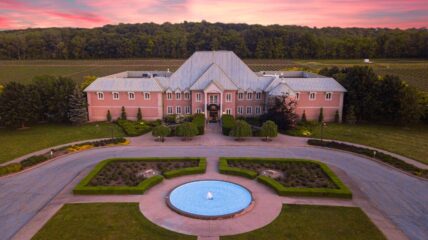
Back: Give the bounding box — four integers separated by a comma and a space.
117, 119, 152, 136
192, 113, 205, 135
0, 163, 22, 176
177, 122, 198, 140
21, 155, 49, 168
152, 125, 171, 142
221, 114, 235, 135
260, 120, 278, 141
229, 120, 252, 141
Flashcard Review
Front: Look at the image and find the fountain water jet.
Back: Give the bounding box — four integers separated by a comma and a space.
207, 191, 213, 200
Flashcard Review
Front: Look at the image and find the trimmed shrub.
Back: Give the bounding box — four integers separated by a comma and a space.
308, 139, 428, 179
21, 155, 49, 168
164, 114, 177, 124
318, 107, 324, 123
152, 125, 171, 142
218, 158, 258, 179
117, 119, 152, 136
106, 110, 112, 122
177, 122, 198, 140
192, 113, 205, 135
301, 110, 307, 122
137, 108, 142, 121
164, 158, 207, 178
0, 163, 22, 176
121, 106, 127, 120
229, 120, 252, 140
260, 120, 278, 141
334, 110, 340, 123
221, 114, 235, 135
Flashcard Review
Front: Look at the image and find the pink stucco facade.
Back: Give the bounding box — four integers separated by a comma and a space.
87, 90, 344, 122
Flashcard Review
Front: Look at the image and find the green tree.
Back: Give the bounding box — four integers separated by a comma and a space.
345, 106, 357, 124
301, 110, 307, 122
80, 76, 97, 90
0, 84, 4, 95
68, 86, 88, 125
260, 120, 278, 141
229, 120, 252, 141
318, 107, 324, 123
152, 125, 171, 142
334, 110, 340, 123
106, 110, 112, 122
137, 107, 142, 121
121, 106, 127, 120
177, 122, 198, 141
261, 95, 297, 132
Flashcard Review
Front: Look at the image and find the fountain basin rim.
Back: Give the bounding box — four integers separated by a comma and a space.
166, 179, 255, 220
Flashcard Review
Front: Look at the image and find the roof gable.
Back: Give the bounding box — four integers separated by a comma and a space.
190, 63, 238, 90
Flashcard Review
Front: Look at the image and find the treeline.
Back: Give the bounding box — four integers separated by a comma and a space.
0, 76, 87, 128
0, 21, 428, 59
320, 66, 427, 125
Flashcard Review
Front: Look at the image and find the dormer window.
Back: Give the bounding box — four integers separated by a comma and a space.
167, 92, 172, 100
184, 92, 190, 100
128, 92, 135, 100
247, 92, 253, 100
295, 92, 300, 100
238, 92, 244, 100
144, 92, 150, 100
309, 92, 316, 101
325, 92, 332, 101
255, 92, 262, 100
97, 92, 104, 100
176, 92, 181, 100
113, 92, 120, 100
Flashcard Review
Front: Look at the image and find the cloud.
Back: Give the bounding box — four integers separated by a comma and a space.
0, 0, 427, 30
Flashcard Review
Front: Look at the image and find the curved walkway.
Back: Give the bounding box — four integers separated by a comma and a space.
0, 146, 427, 240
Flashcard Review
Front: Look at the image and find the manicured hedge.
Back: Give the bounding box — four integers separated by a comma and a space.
73, 157, 206, 195
0, 163, 22, 177
308, 139, 428, 179
21, 155, 49, 168
117, 120, 152, 136
219, 157, 352, 199
192, 113, 205, 135
218, 158, 258, 179
164, 158, 206, 178
221, 115, 235, 135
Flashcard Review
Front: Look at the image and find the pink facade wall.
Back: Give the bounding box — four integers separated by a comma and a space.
87, 91, 162, 121
87, 90, 344, 122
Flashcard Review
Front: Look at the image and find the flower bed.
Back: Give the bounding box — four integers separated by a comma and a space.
73, 157, 206, 195
0, 138, 127, 177
219, 157, 352, 198
116, 120, 154, 136
307, 139, 428, 179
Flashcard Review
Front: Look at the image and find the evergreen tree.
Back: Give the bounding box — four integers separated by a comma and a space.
80, 75, 97, 90
260, 95, 297, 132
301, 110, 307, 122
121, 106, 127, 120
345, 106, 357, 124
106, 110, 112, 122
137, 107, 142, 121
68, 87, 88, 125
318, 107, 324, 123
334, 110, 340, 123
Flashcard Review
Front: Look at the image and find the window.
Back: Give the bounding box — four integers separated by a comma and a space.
128, 92, 135, 100
196, 108, 202, 114
247, 92, 253, 100
167, 106, 173, 114
185, 106, 191, 114
255, 106, 261, 115
226, 108, 232, 115
209, 95, 218, 104
238, 92, 244, 100
97, 92, 104, 100
325, 92, 332, 101
226, 93, 232, 102
184, 92, 190, 100
176, 106, 182, 114
295, 92, 300, 100
246, 106, 252, 115
176, 92, 181, 100
167, 92, 172, 100
196, 93, 202, 102
309, 92, 316, 100
255, 92, 262, 100
113, 92, 120, 100
144, 92, 150, 100
237, 106, 243, 115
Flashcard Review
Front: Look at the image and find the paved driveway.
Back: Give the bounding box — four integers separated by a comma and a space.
0, 146, 427, 240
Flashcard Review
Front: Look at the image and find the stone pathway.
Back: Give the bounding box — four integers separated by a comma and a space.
9, 153, 412, 240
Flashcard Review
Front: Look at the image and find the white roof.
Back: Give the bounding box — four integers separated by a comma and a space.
85, 51, 346, 93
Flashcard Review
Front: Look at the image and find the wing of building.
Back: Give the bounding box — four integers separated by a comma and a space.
85, 51, 346, 122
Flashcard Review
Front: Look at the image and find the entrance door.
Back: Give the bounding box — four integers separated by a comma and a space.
208, 104, 219, 122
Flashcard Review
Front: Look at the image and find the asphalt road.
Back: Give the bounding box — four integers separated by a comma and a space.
0, 146, 427, 240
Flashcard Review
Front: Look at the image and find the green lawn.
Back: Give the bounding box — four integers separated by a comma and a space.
32, 203, 195, 240
0, 122, 125, 164
222, 205, 385, 240
288, 123, 428, 165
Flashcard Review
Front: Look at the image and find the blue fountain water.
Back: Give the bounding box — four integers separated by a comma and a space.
168, 180, 253, 218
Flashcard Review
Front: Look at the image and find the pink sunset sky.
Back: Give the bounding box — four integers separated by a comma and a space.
0, 0, 427, 30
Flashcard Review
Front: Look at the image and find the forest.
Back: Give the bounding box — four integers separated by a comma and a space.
0, 21, 427, 60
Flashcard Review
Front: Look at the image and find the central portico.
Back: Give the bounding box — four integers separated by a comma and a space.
204, 81, 223, 122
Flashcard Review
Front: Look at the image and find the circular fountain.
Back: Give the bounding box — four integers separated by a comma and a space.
166, 180, 254, 219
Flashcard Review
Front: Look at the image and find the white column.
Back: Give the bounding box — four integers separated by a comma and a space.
219, 92, 223, 118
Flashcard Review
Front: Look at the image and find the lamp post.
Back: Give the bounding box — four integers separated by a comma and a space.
320, 122, 327, 142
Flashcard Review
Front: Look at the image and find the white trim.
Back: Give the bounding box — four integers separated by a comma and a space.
247, 92, 253, 100
325, 92, 332, 101
184, 92, 191, 100
309, 92, 316, 101
97, 92, 104, 100
144, 92, 151, 100
196, 93, 202, 102
128, 92, 135, 100
167, 106, 173, 114
238, 92, 244, 100
225, 93, 232, 102
112, 92, 120, 100
167, 92, 173, 100
176, 106, 182, 114
175, 92, 181, 100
